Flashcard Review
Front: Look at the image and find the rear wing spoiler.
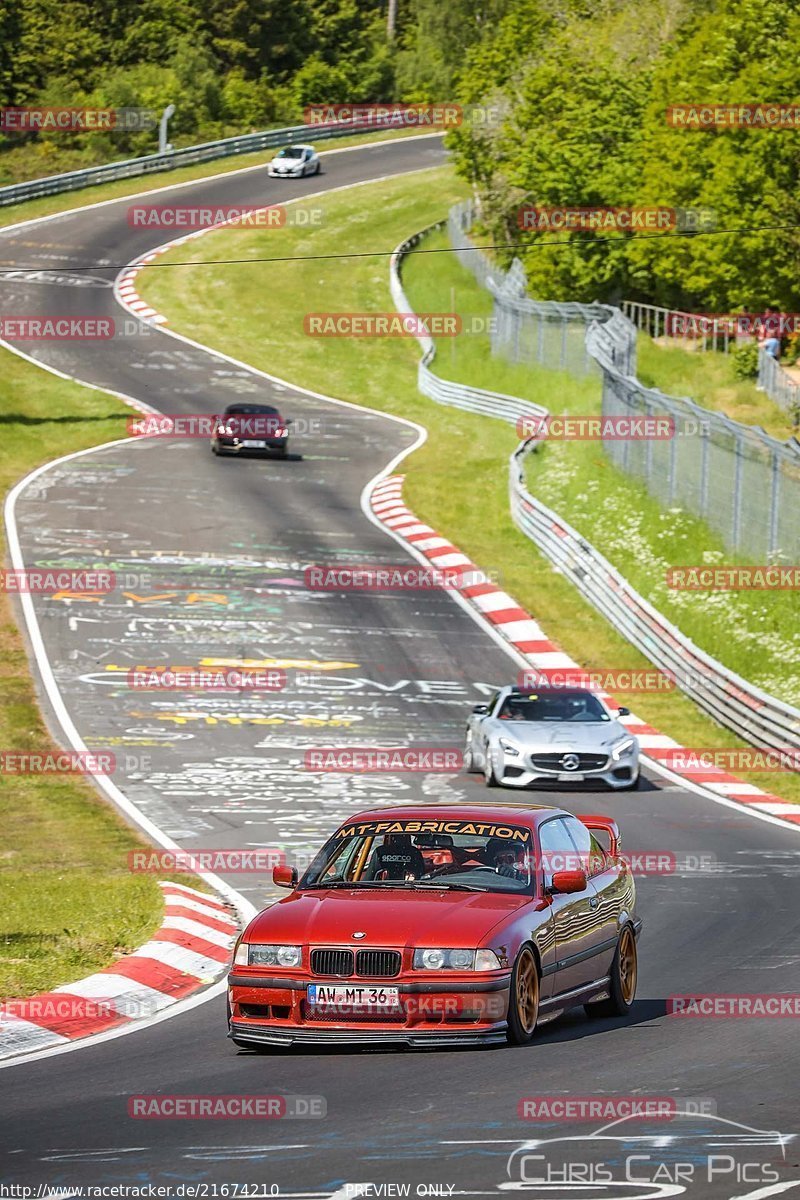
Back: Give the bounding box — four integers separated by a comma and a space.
578, 814, 621, 857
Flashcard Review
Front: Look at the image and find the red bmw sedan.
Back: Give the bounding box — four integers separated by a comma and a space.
227, 804, 641, 1050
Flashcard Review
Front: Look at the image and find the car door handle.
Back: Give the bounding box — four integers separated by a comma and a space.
589, 896, 599, 909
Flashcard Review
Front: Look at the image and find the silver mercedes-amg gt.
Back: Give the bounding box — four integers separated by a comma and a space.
465, 685, 640, 791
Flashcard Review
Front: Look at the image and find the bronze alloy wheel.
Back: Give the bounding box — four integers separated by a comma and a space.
584, 925, 638, 1019
507, 946, 540, 1043
618, 926, 637, 1005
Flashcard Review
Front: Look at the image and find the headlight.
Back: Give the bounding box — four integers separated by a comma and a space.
413, 948, 502, 971
475, 948, 502, 971
611, 737, 635, 761
498, 738, 520, 757
238, 943, 302, 967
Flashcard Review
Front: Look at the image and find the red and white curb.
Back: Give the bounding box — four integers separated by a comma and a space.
0, 881, 238, 1061
116, 231, 212, 326
370, 474, 800, 829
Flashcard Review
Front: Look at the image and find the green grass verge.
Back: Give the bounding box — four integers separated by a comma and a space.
0, 352, 208, 998
137, 167, 800, 805
0, 127, 438, 231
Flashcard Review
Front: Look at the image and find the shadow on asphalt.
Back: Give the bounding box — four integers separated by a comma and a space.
212, 451, 304, 462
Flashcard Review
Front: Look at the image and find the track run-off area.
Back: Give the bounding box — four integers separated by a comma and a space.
1, 134, 799, 1199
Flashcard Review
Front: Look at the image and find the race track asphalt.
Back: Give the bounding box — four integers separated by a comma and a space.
1, 134, 799, 1199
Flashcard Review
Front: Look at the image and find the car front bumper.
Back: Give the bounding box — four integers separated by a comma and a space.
229, 1021, 506, 1047
214, 438, 287, 454
228, 971, 511, 1047
495, 753, 639, 790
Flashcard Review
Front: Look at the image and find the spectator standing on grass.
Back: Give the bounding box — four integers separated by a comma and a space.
762, 305, 782, 360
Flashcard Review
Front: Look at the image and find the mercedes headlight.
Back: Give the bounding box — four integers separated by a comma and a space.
611, 736, 635, 761
499, 738, 520, 757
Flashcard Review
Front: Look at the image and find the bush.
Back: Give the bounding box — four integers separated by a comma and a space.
732, 341, 760, 380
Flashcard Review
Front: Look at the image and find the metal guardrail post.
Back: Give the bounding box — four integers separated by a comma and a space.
731, 431, 744, 551
699, 421, 710, 518
769, 449, 781, 557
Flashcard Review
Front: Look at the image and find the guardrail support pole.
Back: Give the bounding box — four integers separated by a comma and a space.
158, 104, 175, 155
732, 432, 744, 551
769, 450, 781, 557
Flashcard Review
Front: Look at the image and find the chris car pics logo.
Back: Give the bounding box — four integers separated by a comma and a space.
505, 1111, 789, 1191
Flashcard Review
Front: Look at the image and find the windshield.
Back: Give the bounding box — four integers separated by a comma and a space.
497, 690, 610, 722
225, 405, 278, 416
277, 147, 304, 158
301, 818, 535, 894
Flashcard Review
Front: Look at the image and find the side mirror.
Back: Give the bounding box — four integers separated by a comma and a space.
284, 417, 294, 427
273, 864, 298, 889
549, 869, 588, 895
472, 703, 489, 715
618, 706, 630, 717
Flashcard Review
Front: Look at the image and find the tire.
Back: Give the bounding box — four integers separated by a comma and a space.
464, 733, 481, 774
211, 442, 219, 455
484, 749, 499, 788
506, 945, 540, 1045
276, 443, 288, 458
315, 161, 321, 174
584, 925, 637, 1018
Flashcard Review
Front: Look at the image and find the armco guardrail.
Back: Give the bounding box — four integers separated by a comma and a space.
390, 225, 546, 426
390, 224, 800, 754
0, 118, 383, 208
